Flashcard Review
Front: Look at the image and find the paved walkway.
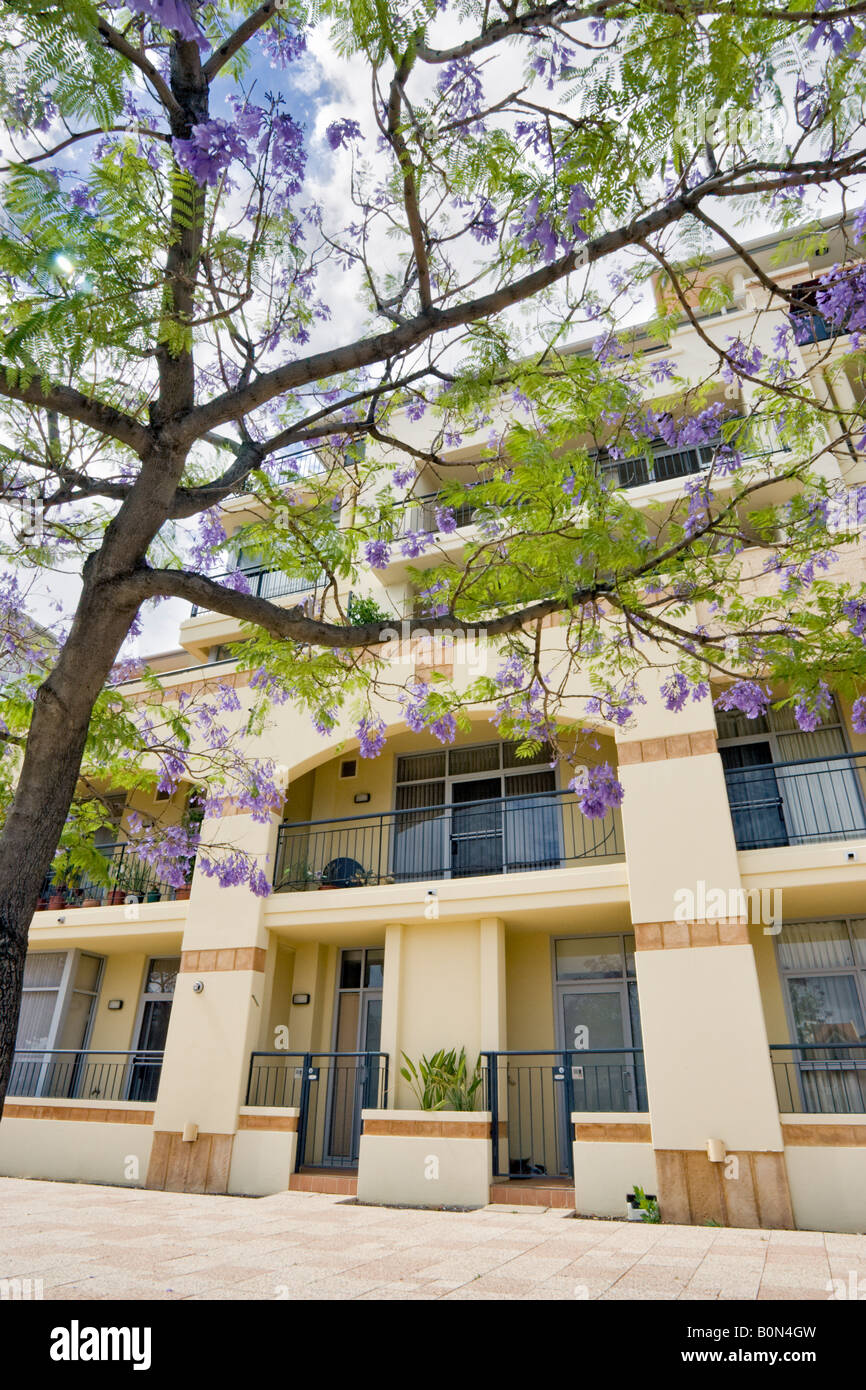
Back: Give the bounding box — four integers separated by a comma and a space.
1, 1177, 863, 1300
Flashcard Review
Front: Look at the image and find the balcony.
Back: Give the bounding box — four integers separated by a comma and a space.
273, 787, 623, 891
8, 1049, 165, 1103
38, 842, 189, 909
771, 1044, 866, 1114
597, 440, 717, 491
189, 567, 322, 617
790, 276, 853, 346
723, 751, 866, 850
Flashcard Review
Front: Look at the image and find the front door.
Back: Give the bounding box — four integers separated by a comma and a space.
127, 957, 178, 1101
324, 949, 383, 1165
560, 986, 642, 1112
451, 777, 503, 877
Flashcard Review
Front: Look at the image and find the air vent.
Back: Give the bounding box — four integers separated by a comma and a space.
340, 759, 357, 780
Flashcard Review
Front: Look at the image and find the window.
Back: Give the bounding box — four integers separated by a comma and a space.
392, 740, 559, 880
777, 918, 866, 1112
339, 759, 357, 780
11, 950, 105, 1099
718, 695, 866, 848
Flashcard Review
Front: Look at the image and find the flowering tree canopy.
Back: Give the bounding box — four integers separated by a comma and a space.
1, 0, 866, 1104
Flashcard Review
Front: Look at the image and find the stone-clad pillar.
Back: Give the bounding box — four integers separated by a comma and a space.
617, 684, 794, 1227
146, 808, 280, 1193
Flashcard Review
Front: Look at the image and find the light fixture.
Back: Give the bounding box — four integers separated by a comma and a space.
353, 791, 371, 804
192, 980, 205, 994
292, 993, 311, 1005
107, 999, 123, 1011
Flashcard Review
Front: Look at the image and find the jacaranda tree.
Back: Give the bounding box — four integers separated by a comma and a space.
1, 0, 866, 1111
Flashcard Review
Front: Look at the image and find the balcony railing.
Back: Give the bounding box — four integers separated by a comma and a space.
771, 1044, 866, 1114
190, 567, 321, 617
597, 440, 719, 491
8, 1049, 165, 1103
483, 1049, 647, 1178
273, 786, 623, 891
38, 842, 190, 909
723, 750, 866, 850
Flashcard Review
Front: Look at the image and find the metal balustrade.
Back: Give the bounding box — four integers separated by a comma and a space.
190, 567, 321, 616
483, 1049, 647, 1179
246, 1051, 389, 1170
723, 750, 866, 850
8, 1049, 165, 1103
771, 1044, 866, 1114
273, 787, 623, 892
39, 842, 189, 908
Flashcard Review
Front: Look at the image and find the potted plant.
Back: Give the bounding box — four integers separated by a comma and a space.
81, 896, 100, 907
145, 888, 162, 903
48, 889, 66, 910
626, 1186, 660, 1222
174, 884, 191, 900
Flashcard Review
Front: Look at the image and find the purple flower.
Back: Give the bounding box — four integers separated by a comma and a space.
852, 696, 866, 734
793, 682, 832, 733
715, 681, 771, 722
569, 764, 625, 819
357, 717, 386, 759
435, 506, 457, 535
174, 118, 248, 187
363, 540, 391, 569
125, 0, 206, 46
565, 184, 594, 239
431, 712, 457, 744
326, 118, 362, 151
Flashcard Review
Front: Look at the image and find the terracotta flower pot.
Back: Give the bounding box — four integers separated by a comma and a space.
107, 889, 126, 906
48, 893, 65, 909
174, 886, 191, 900
81, 897, 99, 907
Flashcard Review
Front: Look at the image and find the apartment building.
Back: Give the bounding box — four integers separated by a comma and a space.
2, 219, 865, 1232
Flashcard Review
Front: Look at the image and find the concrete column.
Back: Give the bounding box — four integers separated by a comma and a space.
146, 809, 280, 1193
617, 680, 794, 1227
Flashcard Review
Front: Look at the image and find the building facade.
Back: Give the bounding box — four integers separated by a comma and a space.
2, 224, 866, 1231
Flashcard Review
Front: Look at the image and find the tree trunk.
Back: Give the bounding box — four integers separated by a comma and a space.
0, 448, 189, 1116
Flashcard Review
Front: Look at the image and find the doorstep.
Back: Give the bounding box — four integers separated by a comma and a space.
288, 1168, 358, 1196
489, 1177, 575, 1209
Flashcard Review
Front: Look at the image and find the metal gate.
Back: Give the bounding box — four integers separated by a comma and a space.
483, 1049, 646, 1179
246, 1051, 389, 1170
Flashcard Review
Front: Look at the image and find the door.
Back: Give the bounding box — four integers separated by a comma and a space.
324, 949, 383, 1165
127, 957, 177, 1102
561, 987, 640, 1112
451, 777, 502, 877
721, 741, 787, 848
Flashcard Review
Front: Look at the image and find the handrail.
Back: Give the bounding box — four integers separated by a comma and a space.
725, 749, 866, 775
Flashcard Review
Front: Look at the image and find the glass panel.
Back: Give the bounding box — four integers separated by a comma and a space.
364, 997, 383, 1052
773, 730, 866, 843
853, 919, 866, 968
393, 784, 446, 880
721, 743, 787, 848
364, 949, 384, 989
503, 773, 559, 870
555, 937, 624, 980
23, 952, 66, 989
777, 921, 853, 971
502, 741, 554, 769
335, 991, 360, 1050
787, 974, 866, 1045
74, 954, 102, 992
15, 990, 58, 1050
451, 778, 502, 877
144, 958, 178, 994
58, 990, 97, 1050
340, 950, 363, 990
562, 989, 634, 1110
449, 743, 499, 776
395, 751, 446, 783
137, 999, 173, 1051
716, 708, 770, 740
